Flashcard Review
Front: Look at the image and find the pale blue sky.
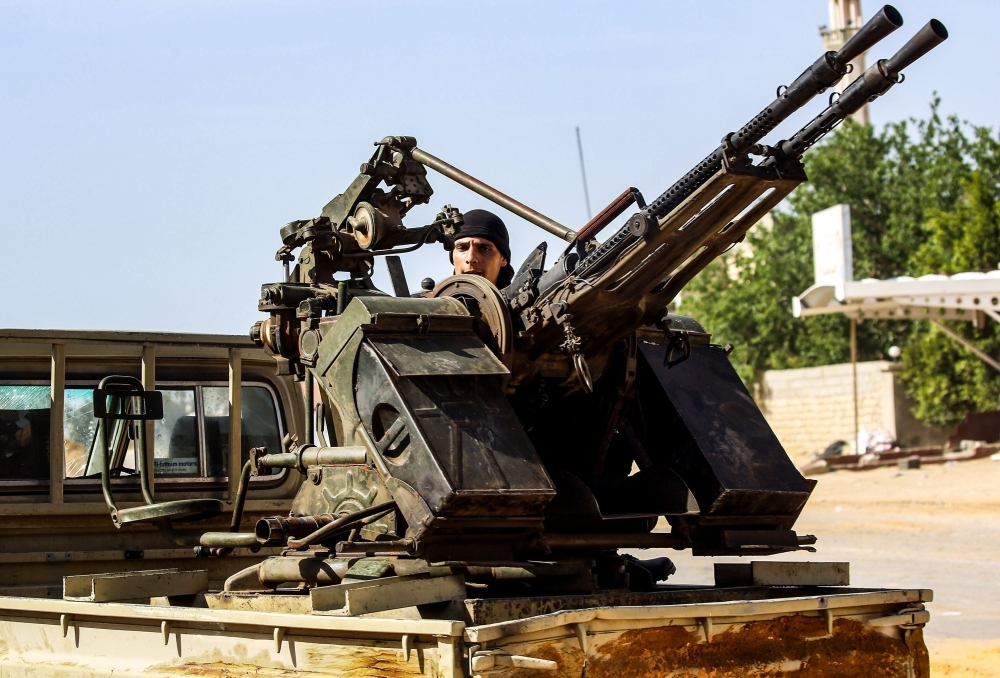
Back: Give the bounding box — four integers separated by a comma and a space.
0, 1, 990, 333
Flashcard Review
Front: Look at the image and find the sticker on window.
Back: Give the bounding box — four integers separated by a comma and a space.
154, 458, 200, 475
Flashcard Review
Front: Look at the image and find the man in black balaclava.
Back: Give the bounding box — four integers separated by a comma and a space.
450, 209, 515, 288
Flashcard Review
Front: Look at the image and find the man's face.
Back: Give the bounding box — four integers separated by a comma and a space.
453, 236, 508, 286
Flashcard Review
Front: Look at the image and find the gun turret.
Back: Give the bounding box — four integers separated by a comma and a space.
240, 8, 948, 593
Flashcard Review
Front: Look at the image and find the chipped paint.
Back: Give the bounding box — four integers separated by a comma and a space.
582, 616, 928, 678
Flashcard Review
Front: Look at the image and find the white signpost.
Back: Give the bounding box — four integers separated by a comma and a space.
811, 204, 859, 450
812, 204, 853, 286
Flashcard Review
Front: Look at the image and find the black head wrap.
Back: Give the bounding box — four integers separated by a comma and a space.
452, 209, 515, 288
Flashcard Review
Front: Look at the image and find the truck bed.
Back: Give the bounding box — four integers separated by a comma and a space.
0, 585, 931, 677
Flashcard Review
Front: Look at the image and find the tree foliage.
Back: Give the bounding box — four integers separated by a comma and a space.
681, 100, 1000, 427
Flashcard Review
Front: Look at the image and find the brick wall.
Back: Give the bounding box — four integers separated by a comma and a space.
756, 361, 946, 460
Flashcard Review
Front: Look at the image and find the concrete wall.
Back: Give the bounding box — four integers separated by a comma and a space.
757, 360, 947, 459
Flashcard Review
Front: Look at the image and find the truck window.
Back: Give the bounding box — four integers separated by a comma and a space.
0, 385, 51, 480
202, 386, 282, 476
64, 388, 98, 477
0, 381, 285, 486
154, 389, 199, 476
64, 382, 283, 481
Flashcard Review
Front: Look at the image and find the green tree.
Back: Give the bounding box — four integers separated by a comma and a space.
681, 100, 1000, 426
900, 125, 1000, 426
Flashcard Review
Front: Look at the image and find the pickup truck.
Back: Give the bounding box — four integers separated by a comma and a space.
0, 330, 933, 678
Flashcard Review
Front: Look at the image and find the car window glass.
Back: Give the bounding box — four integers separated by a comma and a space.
75, 391, 142, 478
154, 389, 199, 476
202, 386, 281, 476
0, 385, 50, 480
1, 382, 283, 484
68, 388, 194, 478
65, 388, 97, 477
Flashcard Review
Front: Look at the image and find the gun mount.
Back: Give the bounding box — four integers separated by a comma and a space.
111, 7, 947, 597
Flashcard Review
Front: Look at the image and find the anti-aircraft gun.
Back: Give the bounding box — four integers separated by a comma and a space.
92, 7, 947, 597
234, 7, 947, 593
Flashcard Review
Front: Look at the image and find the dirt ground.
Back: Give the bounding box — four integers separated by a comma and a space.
635, 456, 1000, 676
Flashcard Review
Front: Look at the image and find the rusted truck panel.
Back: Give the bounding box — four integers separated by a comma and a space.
0, 588, 930, 677
465, 589, 931, 678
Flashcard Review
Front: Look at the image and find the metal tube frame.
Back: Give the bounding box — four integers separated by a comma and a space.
227, 349, 242, 501
411, 147, 576, 242
49, 343, 66, 503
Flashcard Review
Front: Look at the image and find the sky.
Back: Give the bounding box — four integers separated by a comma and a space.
1, 1, 994, 334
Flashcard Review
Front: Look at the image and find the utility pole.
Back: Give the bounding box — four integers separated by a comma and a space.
575, 127, 592, 220
820, 0, 869, 125
850, 316, 859, 450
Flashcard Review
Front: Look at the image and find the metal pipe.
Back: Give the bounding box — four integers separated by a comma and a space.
258, 556, 349, 586
411, 147, 576, 242
159, 528, 258, 548
197, 532, 260, 548
300, 446, 367, 467
254, 446, 367, 473
229, 460, 253, 532
465, 561, 591, 582
545, 532, 686, 550
97, 419, 116, 519
851, 318, 859, 451
256, 513, 335, 546
336, 281, 348, 314
575, 126, 592, 220
930, 319, 1000, 373
577, 187, 638, 241
304, 371, 314, 447
286, 501, 397, 549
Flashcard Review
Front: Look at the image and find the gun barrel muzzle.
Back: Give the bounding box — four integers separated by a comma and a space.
836, 5, 904, 66
883, 19, 949, 78
777, 17, 948, 162
723, 5, 902, 158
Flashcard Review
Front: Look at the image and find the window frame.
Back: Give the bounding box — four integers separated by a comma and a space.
0, 378, 288, 493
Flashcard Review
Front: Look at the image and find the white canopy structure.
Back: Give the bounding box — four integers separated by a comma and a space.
791, 203, 1000, 446
793, 270, 1000, 371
